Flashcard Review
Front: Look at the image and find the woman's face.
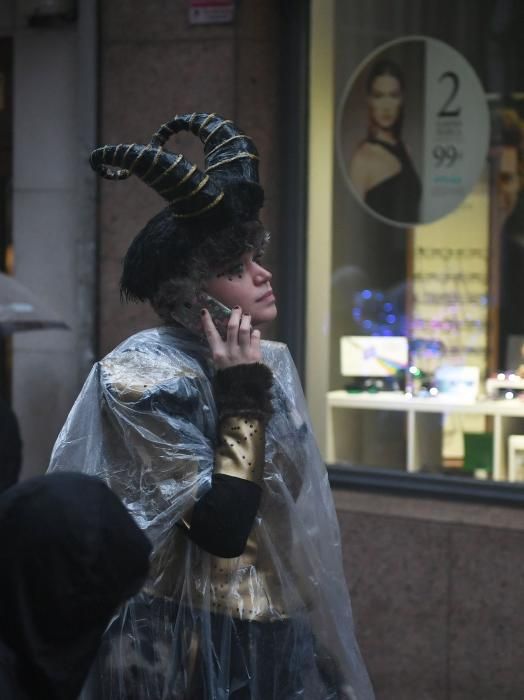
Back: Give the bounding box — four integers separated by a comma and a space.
205, 249, 277, 328
367, 74, 403, 131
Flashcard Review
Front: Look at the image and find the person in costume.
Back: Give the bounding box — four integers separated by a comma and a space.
49, 112, 374, 699
0, 472, 151, 700
348, 59, 421, 224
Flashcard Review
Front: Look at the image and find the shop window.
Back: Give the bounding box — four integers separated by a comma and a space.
307, 1, 524, 485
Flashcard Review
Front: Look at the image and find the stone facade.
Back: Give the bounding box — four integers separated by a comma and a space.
336, 490, 524, 699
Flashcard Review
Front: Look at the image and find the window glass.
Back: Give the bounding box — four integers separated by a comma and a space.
323, 1, 524, 483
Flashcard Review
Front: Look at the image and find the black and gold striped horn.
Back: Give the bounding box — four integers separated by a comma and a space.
150, 112, 260, 187
89, 143, 224, 219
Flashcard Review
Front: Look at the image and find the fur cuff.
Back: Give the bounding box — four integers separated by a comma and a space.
214, 363, 273, 421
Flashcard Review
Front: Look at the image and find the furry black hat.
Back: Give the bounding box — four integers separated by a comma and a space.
90, 113, 265, 302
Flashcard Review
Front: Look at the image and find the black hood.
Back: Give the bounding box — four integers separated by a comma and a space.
0, 472, 151, 700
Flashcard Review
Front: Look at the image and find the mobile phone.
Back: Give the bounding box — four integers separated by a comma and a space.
171, 292, 232, 340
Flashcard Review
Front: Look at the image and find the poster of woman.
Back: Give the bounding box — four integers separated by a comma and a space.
339, 42, 425, 226
338, 37, 489, 228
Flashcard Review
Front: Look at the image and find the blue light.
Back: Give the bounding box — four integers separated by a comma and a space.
352, 308, 361, 319
361, 289, 372, 300
363, 320, 372, 330
384, 302, 393, 312
386, 314, 396, 324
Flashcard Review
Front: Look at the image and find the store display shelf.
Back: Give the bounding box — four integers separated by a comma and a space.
326, 390, 524, 481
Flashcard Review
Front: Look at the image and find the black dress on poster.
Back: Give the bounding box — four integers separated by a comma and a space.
364, 137, 422, 223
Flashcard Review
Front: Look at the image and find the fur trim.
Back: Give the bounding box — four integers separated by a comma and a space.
213, 363, 273, 421
221, 181, 264, 223
122, 213, 268, 304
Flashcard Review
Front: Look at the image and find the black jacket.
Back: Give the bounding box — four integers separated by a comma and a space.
0, 472, 151, 699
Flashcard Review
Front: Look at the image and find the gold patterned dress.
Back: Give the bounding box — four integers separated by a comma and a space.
49, 325, 374, 700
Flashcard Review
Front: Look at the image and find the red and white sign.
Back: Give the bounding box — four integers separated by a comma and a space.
189, 0, 235, 25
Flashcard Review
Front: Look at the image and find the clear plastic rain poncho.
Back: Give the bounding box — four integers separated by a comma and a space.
49, 325, 374, 700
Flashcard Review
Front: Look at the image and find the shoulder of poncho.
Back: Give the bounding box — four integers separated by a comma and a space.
99, 328, 206, 402
261, 340, 291, 361
261, 340, 295, 374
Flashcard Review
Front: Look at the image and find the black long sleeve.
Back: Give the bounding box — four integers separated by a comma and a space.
182, 363, 273, 558
185, 474, 261, 557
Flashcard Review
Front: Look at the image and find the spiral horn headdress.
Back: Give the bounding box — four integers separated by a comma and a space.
90, 142, 225, 219
89, 113, 262, 222
90, 113, 266, 303
151, 112, 260, 186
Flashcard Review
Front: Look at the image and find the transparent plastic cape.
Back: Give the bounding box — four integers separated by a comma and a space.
49, 326, 374, 700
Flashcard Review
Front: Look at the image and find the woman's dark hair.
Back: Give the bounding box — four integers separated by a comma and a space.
366, 59, 405, 139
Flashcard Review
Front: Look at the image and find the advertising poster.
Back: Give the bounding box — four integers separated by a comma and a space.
489, 94, 524, 370
337, 36, 490, 227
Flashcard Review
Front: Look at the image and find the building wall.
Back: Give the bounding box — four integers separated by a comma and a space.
336, 491, 524, 700
9, 0, 96, 479
98, 0, 282, 355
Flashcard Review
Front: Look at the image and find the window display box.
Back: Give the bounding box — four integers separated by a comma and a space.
508, 435, 524, 482
326, 391, 524, 481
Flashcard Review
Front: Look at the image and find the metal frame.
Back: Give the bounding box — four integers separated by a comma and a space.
275, 0, 310, 384
329, 464, 524, 507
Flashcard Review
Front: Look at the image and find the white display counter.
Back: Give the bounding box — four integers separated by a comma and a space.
326, 391, 524, 481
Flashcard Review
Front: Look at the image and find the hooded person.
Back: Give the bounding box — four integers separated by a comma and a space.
48, 112, 375, 699
0, 472, 151, 700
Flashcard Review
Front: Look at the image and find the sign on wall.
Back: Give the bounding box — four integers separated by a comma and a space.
189, 0, 235, 25
337, 36, 490, 228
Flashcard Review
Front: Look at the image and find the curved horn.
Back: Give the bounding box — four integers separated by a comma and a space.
150, 113, 260, 185
89, 143, 224, 218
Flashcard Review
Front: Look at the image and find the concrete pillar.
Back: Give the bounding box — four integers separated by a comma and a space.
11, 0, 96, 478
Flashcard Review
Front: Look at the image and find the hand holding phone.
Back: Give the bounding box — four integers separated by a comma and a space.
170, 292, 232, 340
201, 306, 262, 368
197, 292, 232, 340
